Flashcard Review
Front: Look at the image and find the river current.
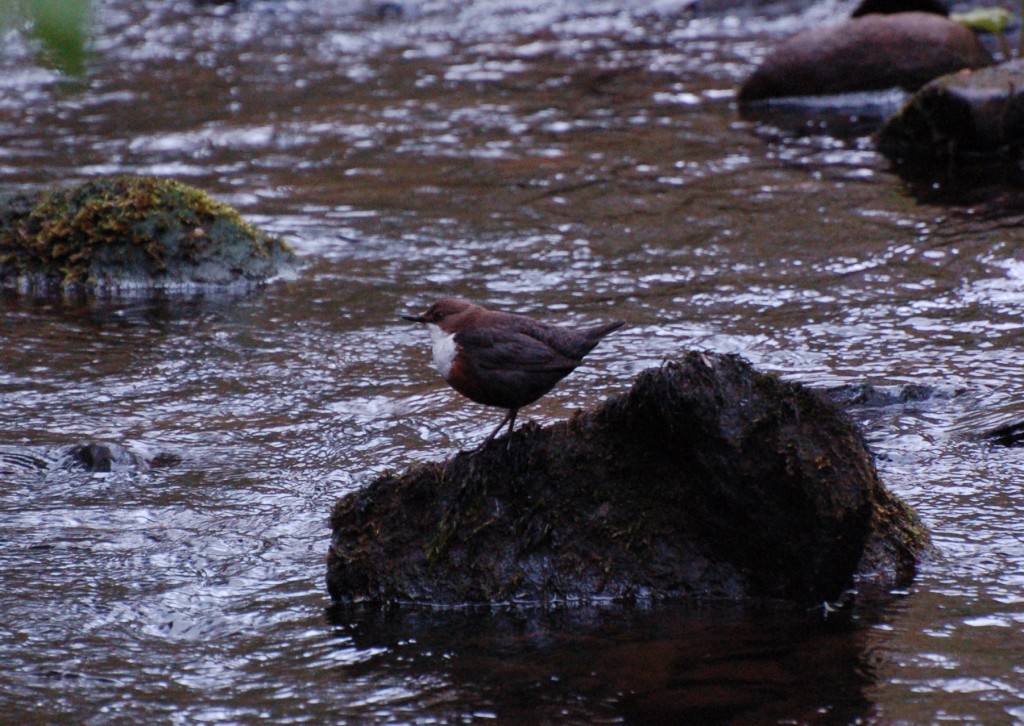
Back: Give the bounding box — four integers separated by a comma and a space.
3, 0, 1024, 722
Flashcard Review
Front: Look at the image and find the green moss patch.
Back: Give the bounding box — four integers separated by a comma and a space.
0, 175, 295, 289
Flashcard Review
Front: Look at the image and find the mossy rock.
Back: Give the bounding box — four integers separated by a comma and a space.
0, 175, 295, 291
327, 352, 929, 607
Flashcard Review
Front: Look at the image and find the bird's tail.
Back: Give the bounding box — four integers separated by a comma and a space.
578, 319, 625, 353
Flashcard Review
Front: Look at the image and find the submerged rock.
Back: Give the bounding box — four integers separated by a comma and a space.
0, 441, 179, 474
876, 59, 1024, 171
64, 442, 150, 473
327, 353, 928, 607
0, 175, 295, 292
738, 13, 991, 103
823, 382, 963, 408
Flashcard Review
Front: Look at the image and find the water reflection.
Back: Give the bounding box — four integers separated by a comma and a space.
4, 0, 1024, 721
739, 89, 907, 141
328, 602, 882, 723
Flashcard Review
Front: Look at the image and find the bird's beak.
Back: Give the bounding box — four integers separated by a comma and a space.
401, 313, 425, 323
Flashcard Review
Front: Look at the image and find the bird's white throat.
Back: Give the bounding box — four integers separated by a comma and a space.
426, 323, 457, 379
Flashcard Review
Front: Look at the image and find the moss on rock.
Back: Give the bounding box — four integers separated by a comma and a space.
326, 352, 930, 607
0, 175, 295, 290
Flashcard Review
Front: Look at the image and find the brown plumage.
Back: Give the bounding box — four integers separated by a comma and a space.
403, 298, 624, 443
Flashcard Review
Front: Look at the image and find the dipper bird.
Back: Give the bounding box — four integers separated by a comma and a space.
403, 298, 624, 444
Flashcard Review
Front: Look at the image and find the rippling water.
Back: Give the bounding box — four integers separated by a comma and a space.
3, 0, 1024, 722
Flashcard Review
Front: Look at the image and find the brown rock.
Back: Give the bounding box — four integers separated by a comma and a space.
739, 12, 991, 103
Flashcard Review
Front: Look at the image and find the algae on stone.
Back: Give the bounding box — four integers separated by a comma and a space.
326, 352, 930, 608
0, 175, 295, 290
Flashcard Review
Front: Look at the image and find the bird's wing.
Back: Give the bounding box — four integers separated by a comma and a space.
454, 327, 578, 373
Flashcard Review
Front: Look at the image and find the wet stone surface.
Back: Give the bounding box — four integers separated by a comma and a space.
876, 58, 1024, 173
328, 352, 927, 606
738, 12, 991, 103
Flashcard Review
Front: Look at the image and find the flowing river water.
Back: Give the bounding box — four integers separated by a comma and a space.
3, 0, 1024, 722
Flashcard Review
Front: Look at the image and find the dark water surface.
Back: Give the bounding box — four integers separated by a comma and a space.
3, 0, 1024, 722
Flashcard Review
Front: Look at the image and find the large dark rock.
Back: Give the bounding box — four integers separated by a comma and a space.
739, 13, 991, 103
0, 175, 295, 292
327, 352, 928, 607
876, 59, 1024, 170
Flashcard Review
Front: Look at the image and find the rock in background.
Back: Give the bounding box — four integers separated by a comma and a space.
0, 175, 295, 293
876, 59, 1024, 171
738, 12, 991, 103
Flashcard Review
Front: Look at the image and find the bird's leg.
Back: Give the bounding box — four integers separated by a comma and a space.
503, 408, 519, 439
484, 408, 518, 444
502, 408, 520, 451
485, 409, 512, 442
